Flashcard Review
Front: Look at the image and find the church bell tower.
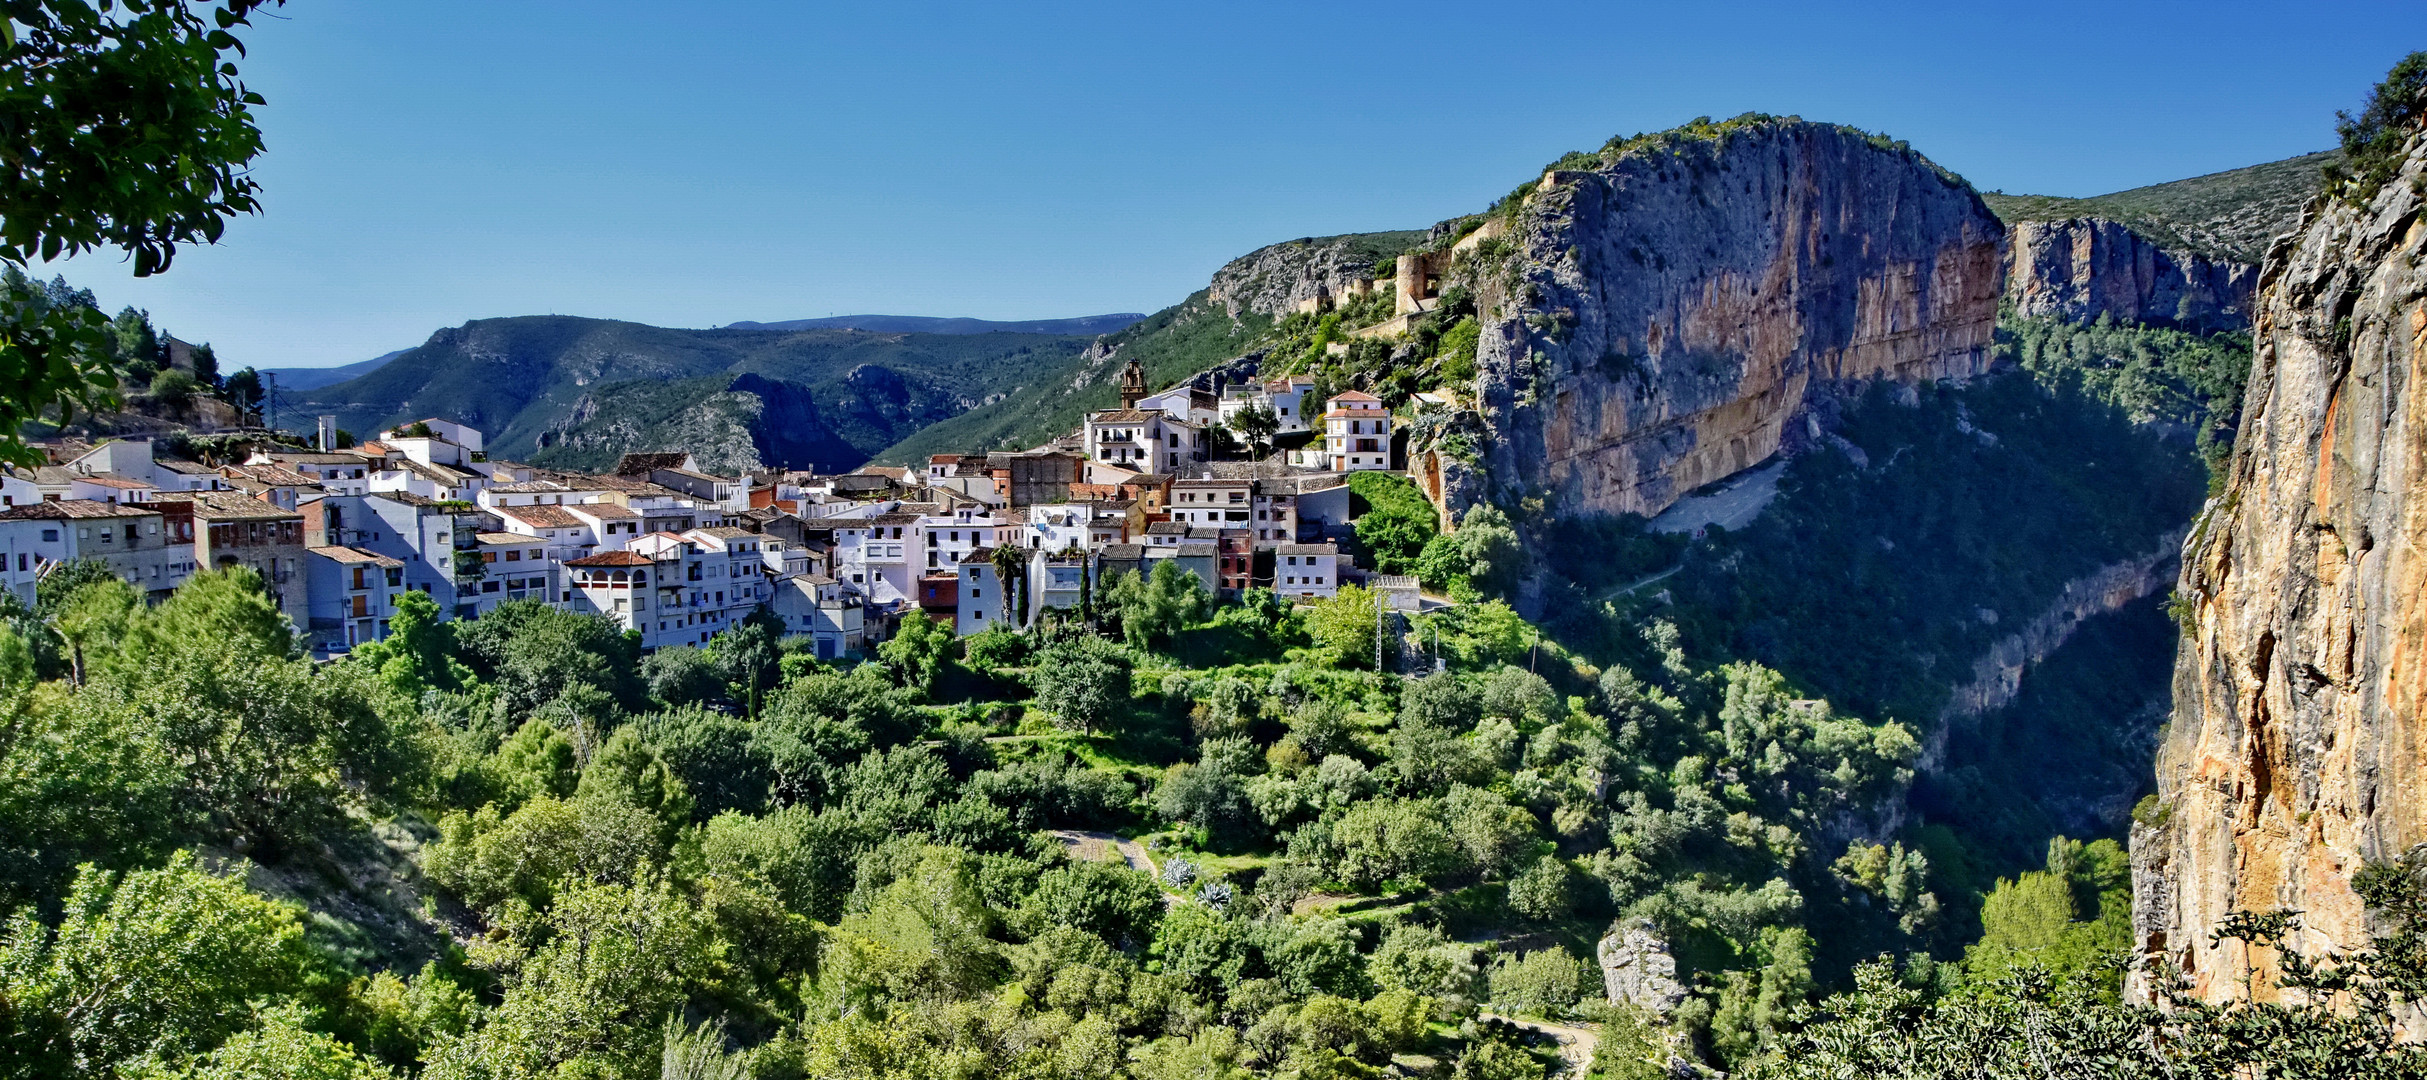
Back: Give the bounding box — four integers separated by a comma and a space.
1118, 357, 1148, 409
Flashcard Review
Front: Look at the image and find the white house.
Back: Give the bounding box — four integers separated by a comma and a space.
1084, 408, 1205, 475
1027, 549, 1088, 623
1321, 390, 1392, 471
956, 549, 1008, 637
770, 574, 864, 659
564, 549, 676, 647
1274, 542, 1340, 599
304, 545, 405, 652
1218, 375, 1315, 433
915, 508, 1001, 574
467, 531, 553, 616
0, 500, 193, 603
1169, 476, 1252, 529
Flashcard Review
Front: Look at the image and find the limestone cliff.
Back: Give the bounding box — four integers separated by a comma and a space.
2131, 135, 2427, 1003
2006, 217, 2259, 332
1458, 119, 2005, 519
1205, 231, 1423, 319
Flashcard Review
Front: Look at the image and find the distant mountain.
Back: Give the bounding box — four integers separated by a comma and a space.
723, 313, 1147, 336
262, 349, 410, 391
291, 317, 1095, 474
870, 230, 1426, 465
1982, 149, 2337, 265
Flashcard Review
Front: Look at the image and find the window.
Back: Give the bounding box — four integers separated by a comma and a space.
40, 529, 55, 542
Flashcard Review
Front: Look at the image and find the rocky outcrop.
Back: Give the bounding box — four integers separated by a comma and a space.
2131, 136, 2427, 1004
1598, 922, 1686, 1016
2006, 217, 2259, 332
1933, 529, 2187, 732
1206, 231, 1417, 319
1462, 119, 2005, 520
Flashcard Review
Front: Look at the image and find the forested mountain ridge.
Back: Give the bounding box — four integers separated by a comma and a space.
291, 316, 1097, 473
725, 313, 1147, 335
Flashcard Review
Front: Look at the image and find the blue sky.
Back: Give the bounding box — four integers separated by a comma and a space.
40, 0, 2426, 369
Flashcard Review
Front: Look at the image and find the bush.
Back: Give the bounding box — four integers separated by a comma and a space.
1487, 947, 1588, 1017
2327, 51, 2427, 201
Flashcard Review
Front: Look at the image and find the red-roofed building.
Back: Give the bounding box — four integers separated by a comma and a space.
1321, 390, 1392, 471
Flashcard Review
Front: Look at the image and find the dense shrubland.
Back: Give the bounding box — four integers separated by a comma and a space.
6, 546, 2413, 1079
0, 521, 2102, 1079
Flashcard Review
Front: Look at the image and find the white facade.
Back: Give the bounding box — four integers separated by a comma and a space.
771, 575, 864, 659
1084, 409, 1205, 475
1027, 551, 1087, 623
0, 501, 193, 602
834, 514, 916, 608
915, 508, 1001, 574
305, 546, 406, 651
1169, 478, 1252, 529
1218, 375, 1315, 434
1274, 543, 1340, 599
956, 554, 1006, 637
1321, 390, 1393, 471
467, 531, 555, 615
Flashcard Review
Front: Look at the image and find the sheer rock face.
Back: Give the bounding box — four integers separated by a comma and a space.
2131, 138, 2427, 1004
2006, 217, 2259, 333
1467, 121, 2005, 520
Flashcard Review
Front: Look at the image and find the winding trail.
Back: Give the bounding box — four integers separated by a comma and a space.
1478, 1012, 1600, 1075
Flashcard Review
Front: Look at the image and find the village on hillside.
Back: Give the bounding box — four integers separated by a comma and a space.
0, 356, 1439, 659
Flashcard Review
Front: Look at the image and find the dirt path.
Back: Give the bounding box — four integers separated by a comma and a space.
1592, 562, 1683, 604
1046, 829, 1160, 880
1479, 1012, 1599, 1075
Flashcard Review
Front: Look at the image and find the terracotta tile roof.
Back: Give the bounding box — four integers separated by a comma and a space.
0, 499, 154, 520
1276, 543, 1337, 556
564, 502, 640, 521
476, 531, 543, 545
155, 491, 300, 520
307, 545, 404, 567
1089, 409, 1159, 423
222, 464, 317, 486
567, 550, 654, 567
499, 504, 585, 529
